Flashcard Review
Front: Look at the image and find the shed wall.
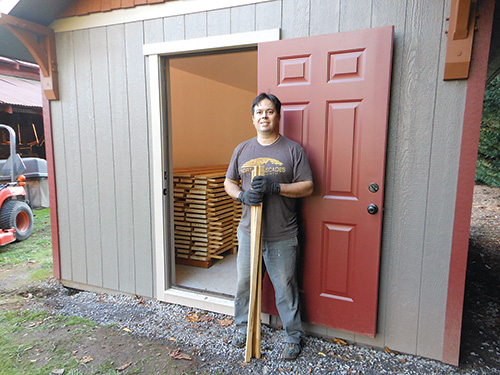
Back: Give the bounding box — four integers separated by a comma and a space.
51, 21, 153, 297
51, 0, 467, 362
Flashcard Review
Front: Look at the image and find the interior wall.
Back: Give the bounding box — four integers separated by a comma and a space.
169, 50, 257, 168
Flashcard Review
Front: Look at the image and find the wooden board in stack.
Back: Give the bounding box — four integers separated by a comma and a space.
173, 165, 241, 268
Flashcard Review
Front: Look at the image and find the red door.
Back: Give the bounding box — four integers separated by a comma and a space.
259, 26, 393, 337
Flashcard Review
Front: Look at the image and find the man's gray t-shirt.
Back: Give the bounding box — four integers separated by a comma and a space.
226, 135, 313, 241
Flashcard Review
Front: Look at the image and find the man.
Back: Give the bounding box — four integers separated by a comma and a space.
224, 93, 314, 360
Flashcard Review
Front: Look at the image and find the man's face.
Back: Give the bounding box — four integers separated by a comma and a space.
252, 98, 280, 136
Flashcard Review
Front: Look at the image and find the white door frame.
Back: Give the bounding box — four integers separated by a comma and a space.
144, 29, 280, 315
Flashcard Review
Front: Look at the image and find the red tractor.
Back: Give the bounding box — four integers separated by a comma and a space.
0, 124, 34, 245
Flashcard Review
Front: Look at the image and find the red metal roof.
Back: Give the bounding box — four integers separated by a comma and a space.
0, 73, 42, 109
0, 56, 40, 80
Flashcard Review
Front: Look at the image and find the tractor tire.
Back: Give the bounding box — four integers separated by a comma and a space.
0, 201, 34, 241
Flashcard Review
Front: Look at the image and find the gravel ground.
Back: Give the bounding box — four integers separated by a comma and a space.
18, 184, 496, 374
33, 279, 494, 375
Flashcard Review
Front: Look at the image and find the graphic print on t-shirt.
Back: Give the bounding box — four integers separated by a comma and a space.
241, 158, 286, 177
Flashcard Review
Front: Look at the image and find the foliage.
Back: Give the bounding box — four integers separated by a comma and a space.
476, 75, 500, 187
0, 208, 52, 267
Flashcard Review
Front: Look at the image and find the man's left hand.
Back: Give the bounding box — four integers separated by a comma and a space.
251, 176, 281, 195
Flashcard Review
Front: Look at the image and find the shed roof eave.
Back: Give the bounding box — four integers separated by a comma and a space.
0, 0, 73, 63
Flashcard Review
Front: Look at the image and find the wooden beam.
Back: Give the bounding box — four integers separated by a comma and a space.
245, 166, 264, 362
0, 13, 59, 100
42, 93, 61, 279
444, 0, 477, 80
3, 25, 49, 76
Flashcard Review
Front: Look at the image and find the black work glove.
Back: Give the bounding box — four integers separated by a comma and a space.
251, 175, 281, 195
237, 189, 263, 206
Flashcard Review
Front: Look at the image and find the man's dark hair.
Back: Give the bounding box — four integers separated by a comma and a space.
251, 93, 281, 116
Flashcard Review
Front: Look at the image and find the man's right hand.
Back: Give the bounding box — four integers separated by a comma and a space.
237, 189, 263, 206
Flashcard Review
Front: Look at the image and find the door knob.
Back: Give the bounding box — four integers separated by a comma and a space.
367, 204, 379, 215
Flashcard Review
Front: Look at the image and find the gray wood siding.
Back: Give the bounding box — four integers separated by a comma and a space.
256, 1, 281, 31
73, 29, 102, 286
185, 12, 207, 39
376, 0, 449, 356
231, 5, 255, 34
125, 21, 154, 297
54, 23, 153, 297
208, 9, 231, 36
89, 26, 119, 291
52, 0, 465, 362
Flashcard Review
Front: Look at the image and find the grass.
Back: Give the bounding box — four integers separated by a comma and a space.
0, 310, 105, 375
0, 307, 173, 374
0, 208, 192, 375
0, 208, 138, 374
0, 207, 52, 268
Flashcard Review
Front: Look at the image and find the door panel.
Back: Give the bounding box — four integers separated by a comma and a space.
280, 104, 309, 145
259, 26, 393, 337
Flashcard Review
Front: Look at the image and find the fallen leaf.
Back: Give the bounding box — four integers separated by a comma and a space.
330, 352, 350, 361
384, 346, 400, 355
217, 318, 233, 327
27, 321, 42, 328
169, 337, 177, 341
117, 362, 132, 371
51, 370, 65, 375
169, 348, 192, 360
318, 352, 327, 356
186, 312, 199, 322
79, 356, 93, 363
134, 295, 146, 304
334, 338, 348, 346
198, 314, 214, 322
121, 327, 132, 333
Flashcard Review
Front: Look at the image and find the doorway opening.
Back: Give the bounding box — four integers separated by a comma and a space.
166, 48, 257, 297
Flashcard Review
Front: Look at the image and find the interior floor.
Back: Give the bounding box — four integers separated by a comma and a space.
175, 253, 237, 297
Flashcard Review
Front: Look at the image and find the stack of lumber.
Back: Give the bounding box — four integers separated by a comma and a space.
245, 166, 264, 362
173, 165, 241, 268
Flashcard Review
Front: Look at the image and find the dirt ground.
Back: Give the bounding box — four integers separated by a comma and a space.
0, 264, 198, 374
460, 184, 500, 369
0, 184, 499, 374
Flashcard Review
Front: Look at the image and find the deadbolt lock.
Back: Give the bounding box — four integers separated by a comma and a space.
369, 182, 379, 193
